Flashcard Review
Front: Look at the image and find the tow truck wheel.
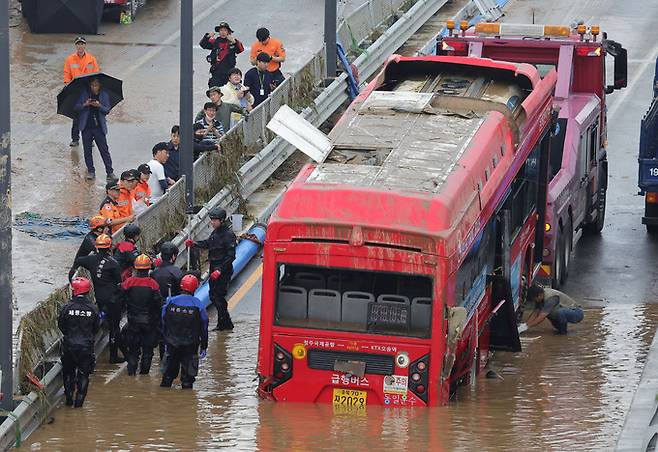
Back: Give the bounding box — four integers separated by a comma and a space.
552, 233, 563, 289
584, 172, 607, 234
561, 218, 572, 286
647, 224, 658, 234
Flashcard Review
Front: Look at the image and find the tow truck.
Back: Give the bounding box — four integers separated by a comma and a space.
638, 60, 658, 233
439, 21, 627, 288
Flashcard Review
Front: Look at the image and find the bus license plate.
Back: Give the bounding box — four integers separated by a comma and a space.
332, 388, 367, 408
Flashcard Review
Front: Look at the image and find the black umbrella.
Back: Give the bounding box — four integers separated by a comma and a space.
22, 0, 104, 35
57, 72, 124, 120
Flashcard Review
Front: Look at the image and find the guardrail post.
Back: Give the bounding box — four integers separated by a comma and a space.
325, 0, 337, 78
0, 0, 14, 412
180, 0, 194, 207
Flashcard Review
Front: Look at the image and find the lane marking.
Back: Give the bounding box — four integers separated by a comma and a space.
104, 363, 127, 384
228, 263, 263, 312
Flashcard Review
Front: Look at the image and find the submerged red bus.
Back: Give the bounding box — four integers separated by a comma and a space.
257, 54, 556, 407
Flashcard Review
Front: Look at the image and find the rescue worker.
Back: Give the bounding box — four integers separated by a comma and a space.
100, 180, 135, 234
69, 216, 108, 280
114, 223, 141, 281
249, 27, 286, 80
185, 207, 236, 330
160, 275, 208, 389
70, 234, 126, 363
518, 284, 584, 335
151, 241, 183, 299
116, 170, 139, 220
133, 164, 152, 213
121, 254, 162, 376
58, 276, 101, 407
63, 36, 100, 147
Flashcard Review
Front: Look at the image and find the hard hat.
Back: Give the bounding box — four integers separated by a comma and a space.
71, 276, 92, 296
180, 274, 199, 293
209, 207, 227, 221
89, 215, 107, 230
123, 223, 141, 239
95, 234, 112, 249
134, 254, 152, 270
160, 241, 178, 258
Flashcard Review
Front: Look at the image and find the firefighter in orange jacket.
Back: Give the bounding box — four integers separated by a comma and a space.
117, 170, 138, 220
64, 36, 100, 147
100, 180, 134, 233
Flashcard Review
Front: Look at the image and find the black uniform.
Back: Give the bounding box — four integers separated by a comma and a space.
68, 231, 99, 281
72, 251, 125, 362
114, 239, 139, 280
160, 294, 209, 389
151, 263, 184, 299
193, 223, 236, 329
58, 295, 101, 407
121, 275, 162, 375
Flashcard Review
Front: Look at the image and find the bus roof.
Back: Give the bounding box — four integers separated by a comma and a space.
270, 56, 555, 248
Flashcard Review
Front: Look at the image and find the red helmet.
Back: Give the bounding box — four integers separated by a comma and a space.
180, 274, 199, 293
71, 277, 92, 296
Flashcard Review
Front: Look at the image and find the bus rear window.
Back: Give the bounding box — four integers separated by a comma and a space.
274, 264, 433, 338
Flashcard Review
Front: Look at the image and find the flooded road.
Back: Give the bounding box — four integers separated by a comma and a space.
28, 304, 658, 451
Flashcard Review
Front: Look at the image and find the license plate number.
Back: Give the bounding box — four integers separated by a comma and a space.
332, 388, 367, 408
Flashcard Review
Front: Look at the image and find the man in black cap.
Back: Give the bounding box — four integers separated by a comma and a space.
185, 207, 236, 330
199, 22, 244, 88
244, 52, 285, 107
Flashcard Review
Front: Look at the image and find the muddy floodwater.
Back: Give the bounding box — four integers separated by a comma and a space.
27, 304, 658, 451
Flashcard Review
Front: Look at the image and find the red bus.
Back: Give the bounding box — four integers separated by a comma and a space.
439, 22, 627, 287
257, 54, 556, 407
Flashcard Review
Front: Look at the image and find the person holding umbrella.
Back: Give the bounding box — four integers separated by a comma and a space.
74, 78, 116, 181
63, 37, 100, 147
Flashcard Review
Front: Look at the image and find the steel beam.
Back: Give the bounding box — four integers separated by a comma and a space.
325, 0, 337, 77
179, 0, 194, 208
0, 0, 13, 413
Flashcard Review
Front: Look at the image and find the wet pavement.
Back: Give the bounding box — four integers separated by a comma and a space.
16, 0, 658, 449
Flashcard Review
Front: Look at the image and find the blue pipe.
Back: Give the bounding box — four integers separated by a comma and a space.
195, 223, 267, 307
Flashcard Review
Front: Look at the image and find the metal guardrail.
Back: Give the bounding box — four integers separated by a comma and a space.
1, 0, 457, 448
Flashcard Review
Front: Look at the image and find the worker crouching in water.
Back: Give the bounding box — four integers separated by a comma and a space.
70, 234, 127, 363
518, 284, 584, 335
58, 277, 101, 408
160, 275, 209, 389
185, 207, 236, 331
121, 254, 162, 376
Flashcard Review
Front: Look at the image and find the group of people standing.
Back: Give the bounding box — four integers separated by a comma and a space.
60, 207, 237, 407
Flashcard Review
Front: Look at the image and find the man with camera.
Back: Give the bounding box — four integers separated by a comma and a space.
199, 22, 244, 88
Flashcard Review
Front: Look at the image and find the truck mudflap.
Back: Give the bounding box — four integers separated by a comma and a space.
488, 275, 522, 352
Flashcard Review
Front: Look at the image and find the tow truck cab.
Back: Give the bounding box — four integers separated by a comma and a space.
439, 22, 627, 288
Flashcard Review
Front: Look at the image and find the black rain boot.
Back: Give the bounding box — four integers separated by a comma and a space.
160, 377, 174, 388
63, 373, 75, 406
181, 382, 193, 389
109, 342, 126, 364
74, 373, 90, 408
139, 356, 153, 375
214, 313, 234, 331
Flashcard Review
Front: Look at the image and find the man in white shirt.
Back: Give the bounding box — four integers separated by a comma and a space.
147, 142, 173, 203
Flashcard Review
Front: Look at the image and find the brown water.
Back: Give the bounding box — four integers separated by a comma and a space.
27, 304, 658, 451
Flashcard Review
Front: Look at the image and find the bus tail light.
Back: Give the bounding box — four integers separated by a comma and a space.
575, 46, 601, 57
272, 344, 293, 389
647, 193, 658, 204
408, 354, 429, 403
440, 40, 468, 54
